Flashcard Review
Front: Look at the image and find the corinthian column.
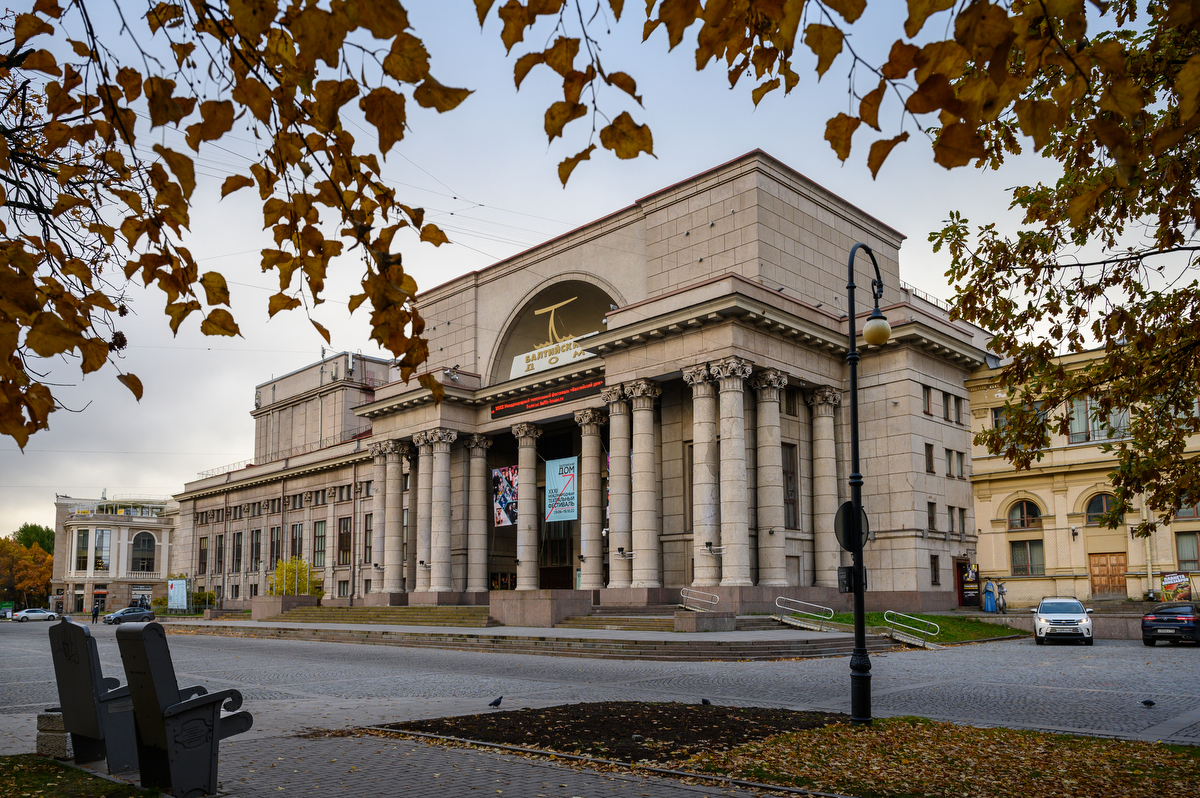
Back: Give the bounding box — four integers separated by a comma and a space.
465, 434, 491, 593
404, 445, 417, 591
810, 386, 842, 587
413, 431, 434, 592
511, 422, 541, 590
752, 369, 789, 586
713, 356, 754, 586
627, 379, 662, 588
684, 364, 720, 587
602, 385, 632, 588
428, 428, 457, 593
575, 409, 606, 590
370, 444, 387, 586
381, 441, 405, 593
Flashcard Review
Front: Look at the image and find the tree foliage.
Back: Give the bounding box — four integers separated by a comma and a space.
3, 1, 1198, 533
12, 521, 54, 552
267, 555, 321, 595
0, 537, 52, 605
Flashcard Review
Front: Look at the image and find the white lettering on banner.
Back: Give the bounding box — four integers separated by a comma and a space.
544, 456, 578, 523
510, 331, 599, 380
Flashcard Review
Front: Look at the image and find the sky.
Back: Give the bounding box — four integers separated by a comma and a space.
1, 2, 1058, 538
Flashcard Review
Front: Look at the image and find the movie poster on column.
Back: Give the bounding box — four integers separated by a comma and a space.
493, 466, 519, 527
544, 456, 578, 522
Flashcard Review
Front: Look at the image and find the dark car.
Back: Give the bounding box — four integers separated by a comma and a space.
1142, 602, 1200, 646
103, 607, 155, 625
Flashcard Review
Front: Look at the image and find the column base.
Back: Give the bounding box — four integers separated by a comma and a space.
361, 591, 409, 607
489, 589, 592, 627
407, 590, 489, 606
720, 578, 755, 587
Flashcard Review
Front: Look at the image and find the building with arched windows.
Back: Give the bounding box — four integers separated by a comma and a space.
50, 494, 178, 615
173, 151, 993, 622
968, 350, 1199, 603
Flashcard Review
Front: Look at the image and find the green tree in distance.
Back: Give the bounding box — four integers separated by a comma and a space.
267, 557, 322, 596
12, 522, 53, 552
3, 1, 1198, 533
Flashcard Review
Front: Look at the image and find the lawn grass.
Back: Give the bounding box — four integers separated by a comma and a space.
689, 717, 1199, 798
0, 754, 158, 798
820, 611, 1025, 643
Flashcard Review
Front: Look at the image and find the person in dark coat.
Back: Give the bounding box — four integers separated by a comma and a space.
91, 603, 100, 624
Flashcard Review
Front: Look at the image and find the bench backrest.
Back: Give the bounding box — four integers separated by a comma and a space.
48, 619, 104, 738
115, 622, 182, 750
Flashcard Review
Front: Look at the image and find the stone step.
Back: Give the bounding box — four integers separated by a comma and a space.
588, 604, 680, 617
557, 616, 675, 632
734, 616, 787, 631
172, 624, 898, 661
266, 606, 498, 627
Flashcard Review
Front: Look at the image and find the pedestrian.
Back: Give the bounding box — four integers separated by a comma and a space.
91, 602, 99, 624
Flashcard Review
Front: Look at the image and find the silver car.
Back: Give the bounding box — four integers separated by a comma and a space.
1031, 597, 1094, 645
12, 608, 58, 622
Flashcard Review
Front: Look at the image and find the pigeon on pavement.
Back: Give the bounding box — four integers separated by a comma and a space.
701, 698, 712, 705
489, 696, 503, 708
1142, 699, 1156, 707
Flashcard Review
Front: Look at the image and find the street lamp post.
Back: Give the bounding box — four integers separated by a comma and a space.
845, 242, 891, 725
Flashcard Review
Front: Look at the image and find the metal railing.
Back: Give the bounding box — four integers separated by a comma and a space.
883, 610, 941, 645
198, 424, 372, 478
775, 596, 835, 627
679, 587, 719, 612
900, 280, 953, 313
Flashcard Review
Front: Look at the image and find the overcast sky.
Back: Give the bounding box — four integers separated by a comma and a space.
2, 3, 1054, 538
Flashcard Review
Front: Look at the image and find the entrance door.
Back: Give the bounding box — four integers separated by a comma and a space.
1089, 552, 1127, 597
955, 559, 979, 607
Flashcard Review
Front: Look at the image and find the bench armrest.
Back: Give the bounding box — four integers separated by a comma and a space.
164, 688, 244, 718
178, 685, 208, 701
100, 677, 121, 691
97, 684, 130, 702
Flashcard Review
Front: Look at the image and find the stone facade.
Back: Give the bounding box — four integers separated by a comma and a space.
968, 350, 1200, 604
173, 151, 991, 615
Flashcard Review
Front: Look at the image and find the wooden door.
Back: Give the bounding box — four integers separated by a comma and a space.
1089, 552, 1127, 597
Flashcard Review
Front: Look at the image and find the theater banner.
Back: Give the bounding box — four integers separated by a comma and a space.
493, 466, 519, 527
544, 457, 578, 523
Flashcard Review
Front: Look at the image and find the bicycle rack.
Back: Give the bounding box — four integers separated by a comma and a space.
679, 588, 719, 612
883, 610, 941, 645
774, 596, 835, 631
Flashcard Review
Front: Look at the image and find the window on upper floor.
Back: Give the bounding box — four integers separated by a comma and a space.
945, 449, 954, 477
1178, 532, 1199, 571
991, 406, 1007, 429
1069, 396, 1130, 444
922, 385, 933, 415
925, 443, 935, 474
943, 393, 953, 421
1008, 500, 1043, 530
930, 555, 941, 585
1011, 540, 1045, 576
782, 444, 799, 529
1086, 493, 1122, 525
927, 502, 937, 531
956, 451, 965, 479
955, 396, 964, 425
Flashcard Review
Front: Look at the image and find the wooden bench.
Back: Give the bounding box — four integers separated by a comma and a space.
47, 618, 138, 774
116, 621, 252, 797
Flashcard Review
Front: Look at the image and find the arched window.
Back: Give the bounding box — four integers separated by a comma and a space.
1008, 500, 1042, 529
1086, 494, 1121, 525
132, 532, 155, 572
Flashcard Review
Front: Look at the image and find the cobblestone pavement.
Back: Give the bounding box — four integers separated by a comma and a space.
4, 621, 1197, 796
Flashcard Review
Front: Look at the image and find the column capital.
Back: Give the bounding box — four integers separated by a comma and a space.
625, 378, 661, 400
711, 356, 753, 382
465, 433, 492, 452
511, 422, 542, 444
369, 441, 390, 458
574, 408, 607, 431
808, 385, 842, 409
600, 385, 627, 406
750, 368, 788, 399
682, 364, 712, 386
412, 430, 433, 449
429, 427, 457, 452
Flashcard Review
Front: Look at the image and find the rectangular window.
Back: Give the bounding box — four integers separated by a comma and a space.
364, 514, 373, 564
198, 537, 208, 575
992, 406, 1007, 429
291, 492, 304, 510
943, 393, 952, 421
233, 531, 243, 571
215, 535, 224, 574
946, 449, 954, 476
403, 474, 411, 492
1177, 532, 1199, 571
290, 523, 303, 559
337, 580, 350, 598
250, 583, 259, 597
272, 498, 282, 514
232, 504, 243, 520
948, 507, 956, 535
93, 530, 110, 572
363, 480, 373, 498
782, 443, 799, 529
76, 528, 89, 571
1011, 540, 1046, 576
925, 443, 935, 474
955, 397, 964, 425
251, 529, 262, 570
338, 517, 352, 565
922, 385, 933, 414
215, 508, 224, 523
1070, 396, 1131, 443
959, 508, 968, 538
956, 451, 965, 479
927, 502, 937, 531
363, 579, 372, 594
232, 584, 240, 600
930, 555, 940, 585
269, 526, 281, 567
784, 387, 799, 417
313, 520, 326, 567
313, 489, 327, 506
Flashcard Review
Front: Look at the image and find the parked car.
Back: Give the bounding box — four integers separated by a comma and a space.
1142, 602, 1200, 646
103, 607, 155, 625
12, 608, 58, 622
1031, 597, 1094, 645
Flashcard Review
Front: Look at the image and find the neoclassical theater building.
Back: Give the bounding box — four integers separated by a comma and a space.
174, 151, 990, 619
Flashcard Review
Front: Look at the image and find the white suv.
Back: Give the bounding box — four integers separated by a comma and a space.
1031, 597, 1094, 645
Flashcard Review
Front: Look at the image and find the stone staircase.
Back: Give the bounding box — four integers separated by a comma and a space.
557, 615, 675, 632
265, 605, 498, 627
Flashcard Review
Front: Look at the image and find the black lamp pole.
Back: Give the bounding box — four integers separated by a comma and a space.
846, 242, 889, 725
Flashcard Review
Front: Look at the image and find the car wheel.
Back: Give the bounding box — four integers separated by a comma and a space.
1143, 637, 1156, 646
47, 614, 56, 621
1034, 635, 1044, 645
147, 614, 155, 621
18, 616, 27, 622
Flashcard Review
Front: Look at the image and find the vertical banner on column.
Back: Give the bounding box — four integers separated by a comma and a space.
544, 456, 578, 522
493, 466, 519, 527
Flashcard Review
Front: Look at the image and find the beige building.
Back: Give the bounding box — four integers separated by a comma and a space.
50, 494, 177, 615
968, 350, 1200, 604
174, 151, 991, 618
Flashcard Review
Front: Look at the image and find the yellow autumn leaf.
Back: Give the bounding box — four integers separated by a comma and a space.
904, 0, 955, 39
1068, 182, 1109, 228
751, 78, 780, 107
824, 0, 866, 24
360, 87, 407, 156
933, 122, 986, 168
21, 49, 60, 76
558, 145, 596, 186
1176, 54, 1200, 121
311, 319, 331, 344
1014, 99, 1063, 150
382, 32, 431, 83
419, 224, 450, 246
413, 78, 471, 113
221, 175, 255, 198
50, 194, 88, 217
24, 312, 78, 357
599, 111, 653, 159
152, 144, 196, 200
117, 373, 143, 402
804, 24, 843, 79
200, 309, 240, 337
268, 292, 301, 318
859, 79, 886, 131
544, 100, 587, 140
185, 100, 235, 151
199, 271, 231, 306
824, 113, 860, 162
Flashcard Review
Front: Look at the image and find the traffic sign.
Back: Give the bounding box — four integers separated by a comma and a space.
834, 501, 869, 551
